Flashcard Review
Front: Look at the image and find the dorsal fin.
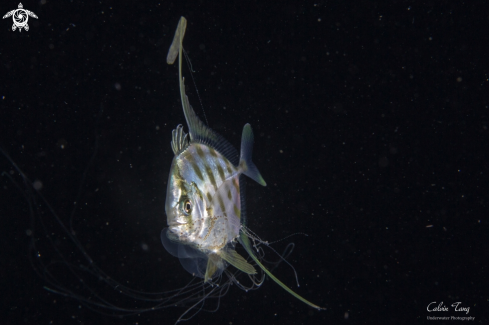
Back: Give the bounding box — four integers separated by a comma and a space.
167, 16, 238, 165
171, 124, 189, 155
182, 93, 239, 165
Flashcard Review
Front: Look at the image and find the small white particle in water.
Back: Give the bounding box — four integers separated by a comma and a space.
114, 83, 121, 91
457, 77, 462, 82
26, 229, 32, 236
279, 150, 283, 153
33, 180, 43, 190
141, 243, 149, 251
156, 125, 160, 130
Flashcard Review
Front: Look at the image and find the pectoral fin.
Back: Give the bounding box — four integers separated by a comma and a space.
219, 249, 257, 275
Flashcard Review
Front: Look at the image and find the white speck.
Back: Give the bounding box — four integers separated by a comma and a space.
32, 180, 43, 190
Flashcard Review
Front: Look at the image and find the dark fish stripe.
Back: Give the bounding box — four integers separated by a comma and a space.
206, 192, 213, 203
224, 159, 233, 174
234, 204, 240, 219
190, 160, 204, 181
209, 148, 218, 157
205, 164, 217, 190
217, 193, 226, 217
217, 165, 226, 183
196, 145, 206, 159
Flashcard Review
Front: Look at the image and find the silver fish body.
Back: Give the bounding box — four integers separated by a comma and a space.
165, 138, 241, 251
162, 109, 265, 281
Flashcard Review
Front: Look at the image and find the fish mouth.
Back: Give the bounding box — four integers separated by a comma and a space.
168, 222, 186, 227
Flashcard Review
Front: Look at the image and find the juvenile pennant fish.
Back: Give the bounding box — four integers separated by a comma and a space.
164, 16, 323, 310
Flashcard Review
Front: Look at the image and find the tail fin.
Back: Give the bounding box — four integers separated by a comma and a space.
238, 232, 324, 310
239, 124, 266, 186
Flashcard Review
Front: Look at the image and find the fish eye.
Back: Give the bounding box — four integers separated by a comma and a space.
181, 198, 192, 215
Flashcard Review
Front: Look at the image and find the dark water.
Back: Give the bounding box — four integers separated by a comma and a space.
1, 1, 486, 324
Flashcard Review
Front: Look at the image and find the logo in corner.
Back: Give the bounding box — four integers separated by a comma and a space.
3, 3, 38, 32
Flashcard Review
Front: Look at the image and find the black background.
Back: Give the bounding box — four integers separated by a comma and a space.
0, 1, 487, 324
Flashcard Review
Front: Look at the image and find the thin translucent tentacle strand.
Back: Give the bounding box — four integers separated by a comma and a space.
239, 232, 325, 310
